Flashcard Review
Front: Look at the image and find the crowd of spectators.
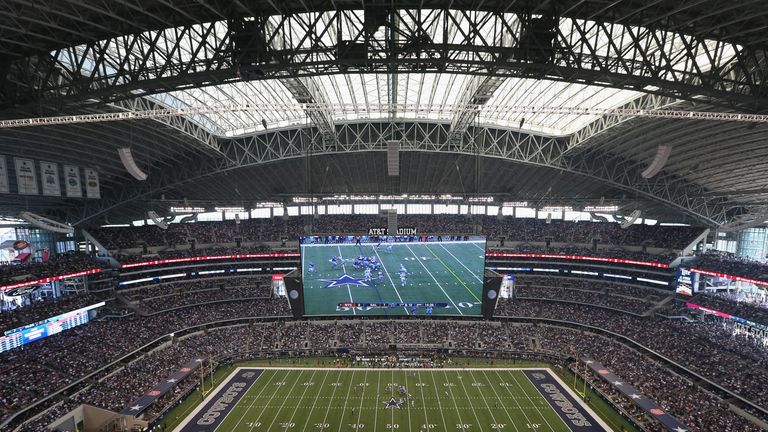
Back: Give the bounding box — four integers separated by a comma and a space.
0, 298, 290, 423
543, 331, 763, 432
4, 249, 768, 432
92, 215, 705, 251
488, 244, 677, 264
496, 297, 768, 412
695, 250, 768, 283
0, 251, 106, 285
122, 276, 274, 313
515, 285, 653, 315
91, 218, 304, 249
15, 318, 764, 432
113, 245, 284, 265
693, 293, 768, 326
514, 275, 669, 307
0, 293, 102, 333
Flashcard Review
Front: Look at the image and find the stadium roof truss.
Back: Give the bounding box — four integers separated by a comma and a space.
1, 2, 767, 226
72, 121, 729, 226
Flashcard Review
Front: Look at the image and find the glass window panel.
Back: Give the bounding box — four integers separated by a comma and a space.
252, 208, 271, 218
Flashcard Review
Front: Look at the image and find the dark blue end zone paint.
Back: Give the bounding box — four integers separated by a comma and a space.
522, 369, 607, 432
178, 368, 263, 432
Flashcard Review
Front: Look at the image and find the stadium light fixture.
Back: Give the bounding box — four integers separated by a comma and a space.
641, 145, 672, 178
620, 210, 642, 228
118, 148, 148, 181
147, 210, 168, 230
18, 211, 74, 234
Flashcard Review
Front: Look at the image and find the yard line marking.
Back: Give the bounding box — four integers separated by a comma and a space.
438, 243, 484, 283
374, 367, 381, 430
354, 370, 369, 429
471, 240, 486, 252
403, 370, 413, 430
501, 370, 558, 432
426, 244, 481, 302
286, 370, 318, 430
512, 368, 570, 430
443, 370, 467, 428
336, 369, 357, 432
300, 370, 331, 432
390, 370, 395, 428
320, 370, 344, 430
491, 370, 541, 431
479, 370, 521, 432
418, 370, 436, 428
336, 245, 356, 315
513, 371, 573, 432
262, 370, 307, 432
227, 369, 281, 431
459, 370, 491, 430
405, 244, 463, 315
371, 246, 409, 313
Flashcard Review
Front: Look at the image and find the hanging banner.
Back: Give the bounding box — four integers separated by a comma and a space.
14, 158, 38, 195
63, 165, 82, 198
0, 155, 9, 194
85, 168, 100, 199
39, 161, 61, 196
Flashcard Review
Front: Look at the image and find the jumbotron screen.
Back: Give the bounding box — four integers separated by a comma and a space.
299, 235, 486, 316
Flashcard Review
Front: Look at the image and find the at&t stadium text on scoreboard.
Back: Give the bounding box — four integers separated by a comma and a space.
338, 302, 449, 309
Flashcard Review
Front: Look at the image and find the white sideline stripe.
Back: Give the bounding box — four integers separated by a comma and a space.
438, 243, 484, 282
300, 240, 486, 247
405, 244, 463, 315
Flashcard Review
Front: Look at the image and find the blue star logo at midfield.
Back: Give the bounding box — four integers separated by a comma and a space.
320, 274, 370, 288
383, 397, 402, 409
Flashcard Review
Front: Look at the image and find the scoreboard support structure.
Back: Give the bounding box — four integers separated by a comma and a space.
482, 268, 503, 319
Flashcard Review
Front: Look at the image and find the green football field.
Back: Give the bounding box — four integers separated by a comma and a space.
300, 240, 486, 316
176, 368, 610, 432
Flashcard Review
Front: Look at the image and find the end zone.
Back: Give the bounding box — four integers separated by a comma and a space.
174, 368, 263, 432
522, 369, 611, 432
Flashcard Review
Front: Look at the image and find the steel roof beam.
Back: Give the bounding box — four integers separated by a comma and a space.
2, 9, 767, 111
71, 121, 731, 226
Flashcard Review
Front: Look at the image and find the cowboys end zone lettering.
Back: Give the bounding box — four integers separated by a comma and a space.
178, 369, 262, 432
367, 227, 417, 235
521, 370, 607, 432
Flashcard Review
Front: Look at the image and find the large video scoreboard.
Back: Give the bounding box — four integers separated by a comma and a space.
298, 235, 490, 316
